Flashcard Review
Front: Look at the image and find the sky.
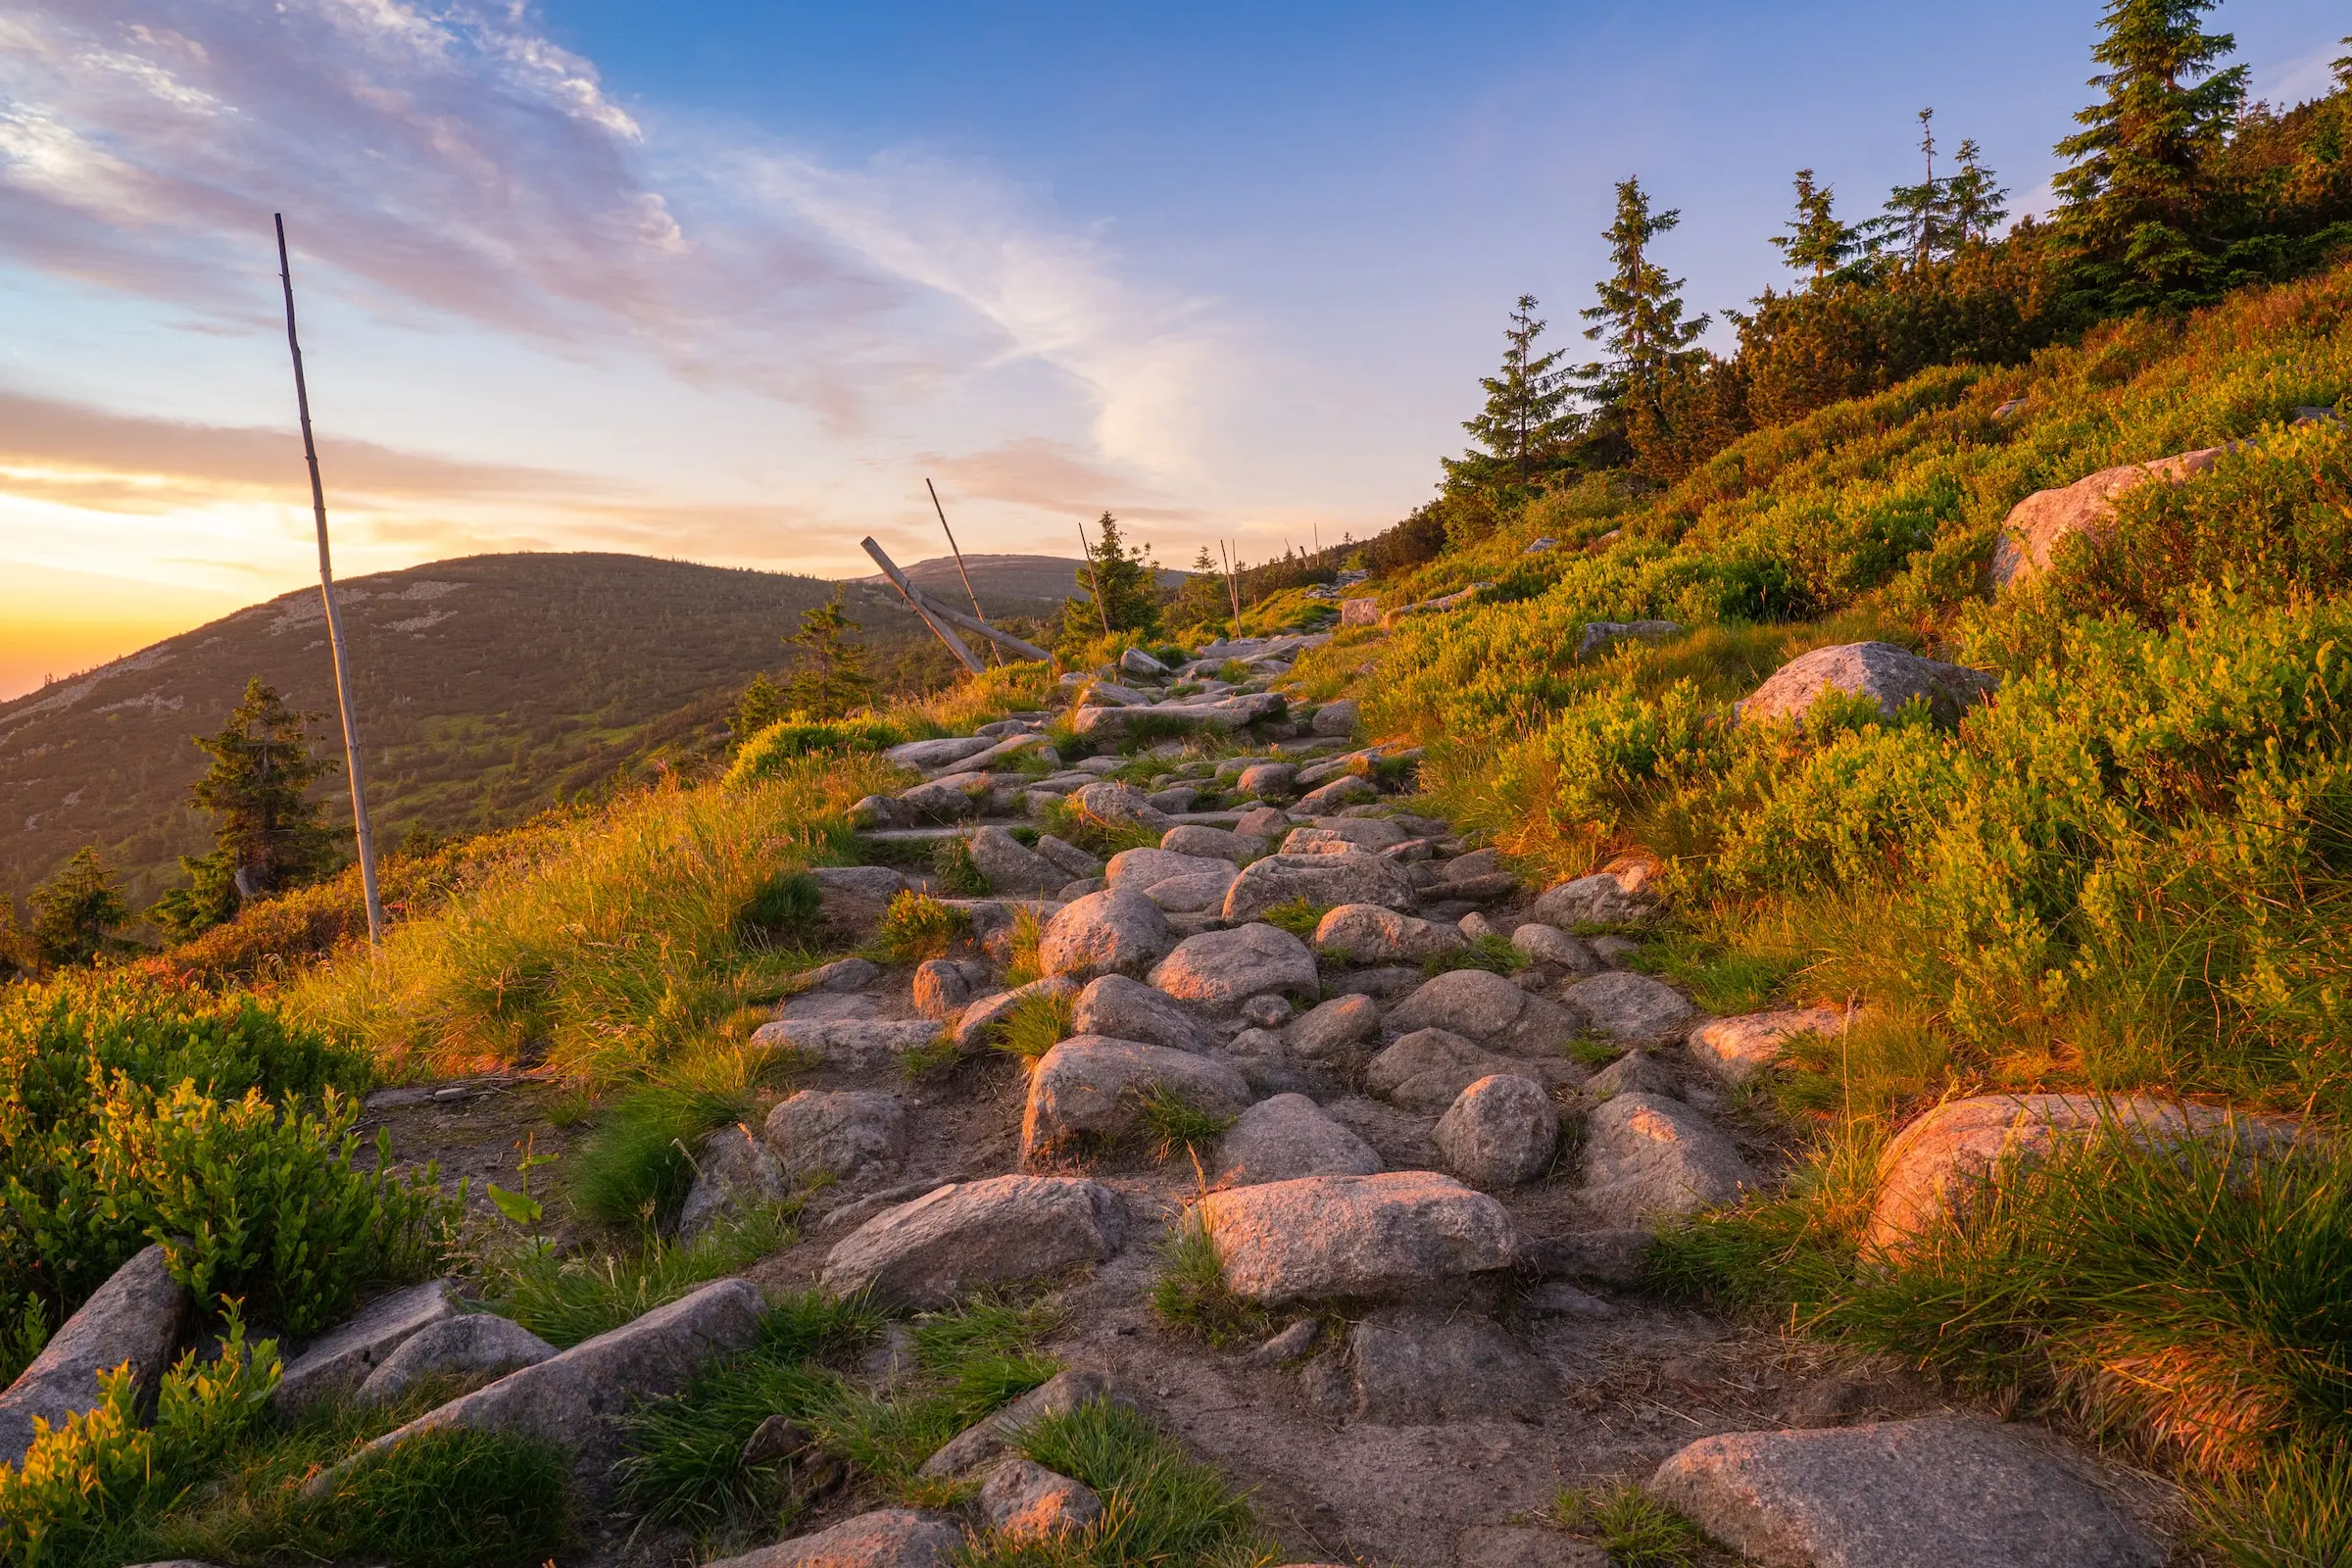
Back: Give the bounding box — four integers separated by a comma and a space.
0, 1, 2343, 700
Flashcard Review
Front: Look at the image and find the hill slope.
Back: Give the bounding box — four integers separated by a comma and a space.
0, 551, 1057, 904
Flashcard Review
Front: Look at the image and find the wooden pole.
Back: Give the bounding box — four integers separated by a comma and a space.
924, 478, 996, 664
1077, 517, 1111, 637
858, 537, 985, 672
860, 539, 1047, 662
275, 214, 385, 947
1218, 539, 1242, 640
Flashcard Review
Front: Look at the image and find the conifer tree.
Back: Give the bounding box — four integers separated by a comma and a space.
154, 677, 339, 939
1060, 513, 1163, 650
729, 673, 785, 746
0, 896, 27, 980
2053, 0, 2247, 292
1944, 139, 2011, 245
1577, 177, 1711, 420
1445, 294, 1578, 490
28, 847, 125, 968
1770, 171, 1864, 283
783, 591, 877, 721
1877, 108, 1952, 266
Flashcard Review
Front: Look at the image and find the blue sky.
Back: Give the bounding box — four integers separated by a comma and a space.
0, 0, 2342, 697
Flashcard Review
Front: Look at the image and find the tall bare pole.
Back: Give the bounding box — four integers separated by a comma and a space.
276, 214, 385, 946
1217, 539, 1242, 639
1077, 517, 1112, 637
925, 477, 997, 665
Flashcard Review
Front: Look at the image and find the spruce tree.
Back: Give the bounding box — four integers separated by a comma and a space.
1770, 171, 1864, 283
1877, 108, 1952, 266
1577, 177, 1710, 422
1060, 513, 1163, 650
28, 847, 125, 968
1445, 294, 1577, 491
783, 591, 877, 720
2053, 0, 2247, 294
729, 673, 785, 746
1944, 139, 2011, 245
154, 677, 339, 939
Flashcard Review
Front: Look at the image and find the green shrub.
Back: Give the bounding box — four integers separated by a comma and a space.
877, 892, 971, 964
725, 717, 910, 788
565, 1084, 754, 1229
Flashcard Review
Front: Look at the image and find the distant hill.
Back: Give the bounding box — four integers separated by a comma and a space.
0, 551, 1070, 906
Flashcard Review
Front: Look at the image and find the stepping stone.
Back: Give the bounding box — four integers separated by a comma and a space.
1579, 1093, 1755, 1225
1223, 850, 1417, 921
1560, 971, 1696, 1043
1149, 923, 1317, 1012
1071, 973, 1212, 1052
1285, 994, 1380, 1058
765, 1090, 908, 1182
273, 1279, 459, 1414
1039, 888, 1177, 978
1314, 903, 1464, 963
357, 1313, 557, 1404
1434, 1074, 1559, 1188
1021, 1037, 1251, 1162
751, 1018, 946, 1071
1529, 868, 1657, 928
1339, 1307, 1555, 1424
1649, 1416, 2164, 1567
1215, 1093, 1383, 1187
1389, 968, 1581, 1055
1199, 1171, 1516, 1302
821, 1176, 1126, 1308
1368, 1027, 1569, 1112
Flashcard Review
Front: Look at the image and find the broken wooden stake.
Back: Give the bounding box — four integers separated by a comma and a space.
859, 537, 1050, 666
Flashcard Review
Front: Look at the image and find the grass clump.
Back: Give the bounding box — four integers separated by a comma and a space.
1423, 933, 1527, 977
476, 1204, 796, 1348
1002, 906, 1049, 987
734, 870, 821, 945
1133, 1087, 1234, 1162
1256, 897, 1330, 941
878, 892, 973, 964
1034, 796, 1164, 858
1148, 1217, 1271, 1349
1548, 1483, 1709, 1567
933, 835, 993, 897
999, 991, 1076, 1063
565, 1083, 754, 1229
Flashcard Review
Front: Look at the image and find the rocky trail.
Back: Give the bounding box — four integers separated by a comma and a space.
44, 632, 2207, 1568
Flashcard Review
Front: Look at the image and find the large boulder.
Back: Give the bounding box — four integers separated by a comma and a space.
272, 1279, 459, 1414
1312, 904, 1465, 964
1576, 619, 1682, 662
311, 1279, 763, 1494
1071, 973, 1212, 1053
1037, 888, 1177, 979
750, 1018, 947, 1072
897, 772, 990, 821
1214, 1094, 1383, 1187
0, 1245, 188, 1465
1236, 761, 1298, 798
1072, 780, 1176, 833
1559, 971, 1696, 1043
1223, 851, 1417, 922
765, 1091, 909, 1182
1200, 1171, 1516, 1302
1990, 447, 2225, 594
1580, 1093, 1755, 1225
1285, 994, 1381, 1058
820, 1176, 1126, 1308
1339, 1308, 1556, 1425
1020, 1036, 1252, 1162
356, 1313, 557, 1404
1311, 699, 1359, 736
703, 1509, 965, 1568
966, 827, 1065, 896
1689, 1006, 1856, 1085
1864, 1094, 2297, 1260
809, 865, 909, 932
1387, 968, 1582, 1055
1649, 1416, 2164, 1568
1434, 1075, 1560, 1188
1367, 1027, 1568, 1112
1740, 641, 1997, 728
1148, 923, 1317, 1012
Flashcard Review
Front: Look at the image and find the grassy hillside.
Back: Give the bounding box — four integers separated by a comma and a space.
0, 553, 1067, 906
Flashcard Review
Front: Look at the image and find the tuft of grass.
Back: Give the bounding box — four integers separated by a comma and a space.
475, 1205, 796, 1348
1423, 933, 1528, 976
999, 991, 1077, 1063
900, 1029, 970, 1079
1003, 906, 1049, 987
291, 1428, 575, 1568
566, 1083, 753, 1229
934, 835, 993, 897
2196, 1441, 2352, 1568
1564, 1035, 1625, 1067
1628, 928, 1802, 1014
878, 892, 972, 964
1148, 1217, 1272, 1349
962, 1396, 1272, 1568
1035, 795, 1165, 858
734, 870, 821, 945
1133, 1086, 1235, 1162
1257, 897, 1331, 940
1548, 1483, 1709, 1567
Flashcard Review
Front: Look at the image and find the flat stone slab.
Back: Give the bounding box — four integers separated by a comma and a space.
1200, 1171, 1516, 1302
1, 1245, 188, 1465
1649, 1416, 2164, 1568
272, 1278, 459, 1414
1688, 1005, 1857, 1084
751, 1018, 946, 1071
821, 1175, 1126, 1308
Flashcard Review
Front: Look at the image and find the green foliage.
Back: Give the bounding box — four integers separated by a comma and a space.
1033, 796, 1163, 858
735, 870, 821, 944
1060, 513, 1164, 655
1255, 897, 1330, 941
877, 891, 971, 965
1149, 1217, 1271, 1348
293, 1427, 574, 1568
1423, 933, 1527, 977
0, 1294, 47, 1389
725, 716, 911, 787
998, 991, 1076, 1063
933, 835, 992, 897
1445, 294, 1580, 494
1132, 1086, 1235, 1162
1548, 1483, 1710, 1567
783, 590, 880, 722
476, 1204, 795, 1348
0, 970, 389, 1326
180, 675, 342, 918
565, 1084, 753, 1229
26, 848, 126, 969
729, 673, 787, 749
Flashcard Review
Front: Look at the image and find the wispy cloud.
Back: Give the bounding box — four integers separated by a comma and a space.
918, 437, 1195, 522
0, 0, 1226, 461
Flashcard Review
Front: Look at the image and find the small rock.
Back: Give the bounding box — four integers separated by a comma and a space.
1367, 1028, 1564, 1112
887, 736, 998, 771
1038, 888, 1178, 978
803, 956, 885, 992
1216, 1093, 1383, 1187
966, 826, 1066, 896
1346, 1308, 1555, 1423
0, 1245, 187, 1466
1390, 968, 1583, 1055
979, 1457, 1103, 1541
1649, 1416, 2164, 1568
1298, 774, 1378, 810
742, 1413, 810, 1465
1523, 1281, 1616, 1318
1033, 834, 1104, 880
1990, 448, 2226, 595
1237, 761, 1298, 797
272, 1279, 459, 1414
357, 1313, 558, 1404
1142, 869, 1241, 913
1313, 903, 1465, 963
1559, 971, 1695, 1042
1348, 964, 1428, 999
1199, 1171, 1517, 1302
1689, 1005, 1856, 1085
1434, 1074, 1560, 1188
1310, 699, 1359, 736
1290, 815, 1411, 851
1509, 922, 1599, 973
751, 1018, 948, 1072
680, 1124, 790, 1235
701, 1508, 965, 1568
920, 1368, 1123, 1477
810, 865, 910, 932
765, 1091, 909, 1182
1247, 1317, 1323, 1367
1149, 923, 1318, 1012
1529, 868, 1657, 929
1586, 1049, 1681, 1101
1224, 848, 1418, 921
1589, 934, 1642, 965
897, 772, 990, 821
1576, 619, 1683, 662
1074, 780, 1177, 833
1580, 1093, 1755, 1225
1120, 647, 1170, 677
821, 1176, 1127, 1309
1241, 993, 1295, 1028
1233, 805, 1292, 839
911, 959, 971, 1020
1070, 973, 1211, 1052
1285, 994, 1380, 1058
1021, 1036, 1253, 1162
1161, 824, 1255, 862
1740, 641, 1999, 727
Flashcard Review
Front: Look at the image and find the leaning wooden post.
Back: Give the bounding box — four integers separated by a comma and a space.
275, 214, 385, 946
858, 538, 985, 673
925, 478, 998, 665
1077, 518, 1112, 637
